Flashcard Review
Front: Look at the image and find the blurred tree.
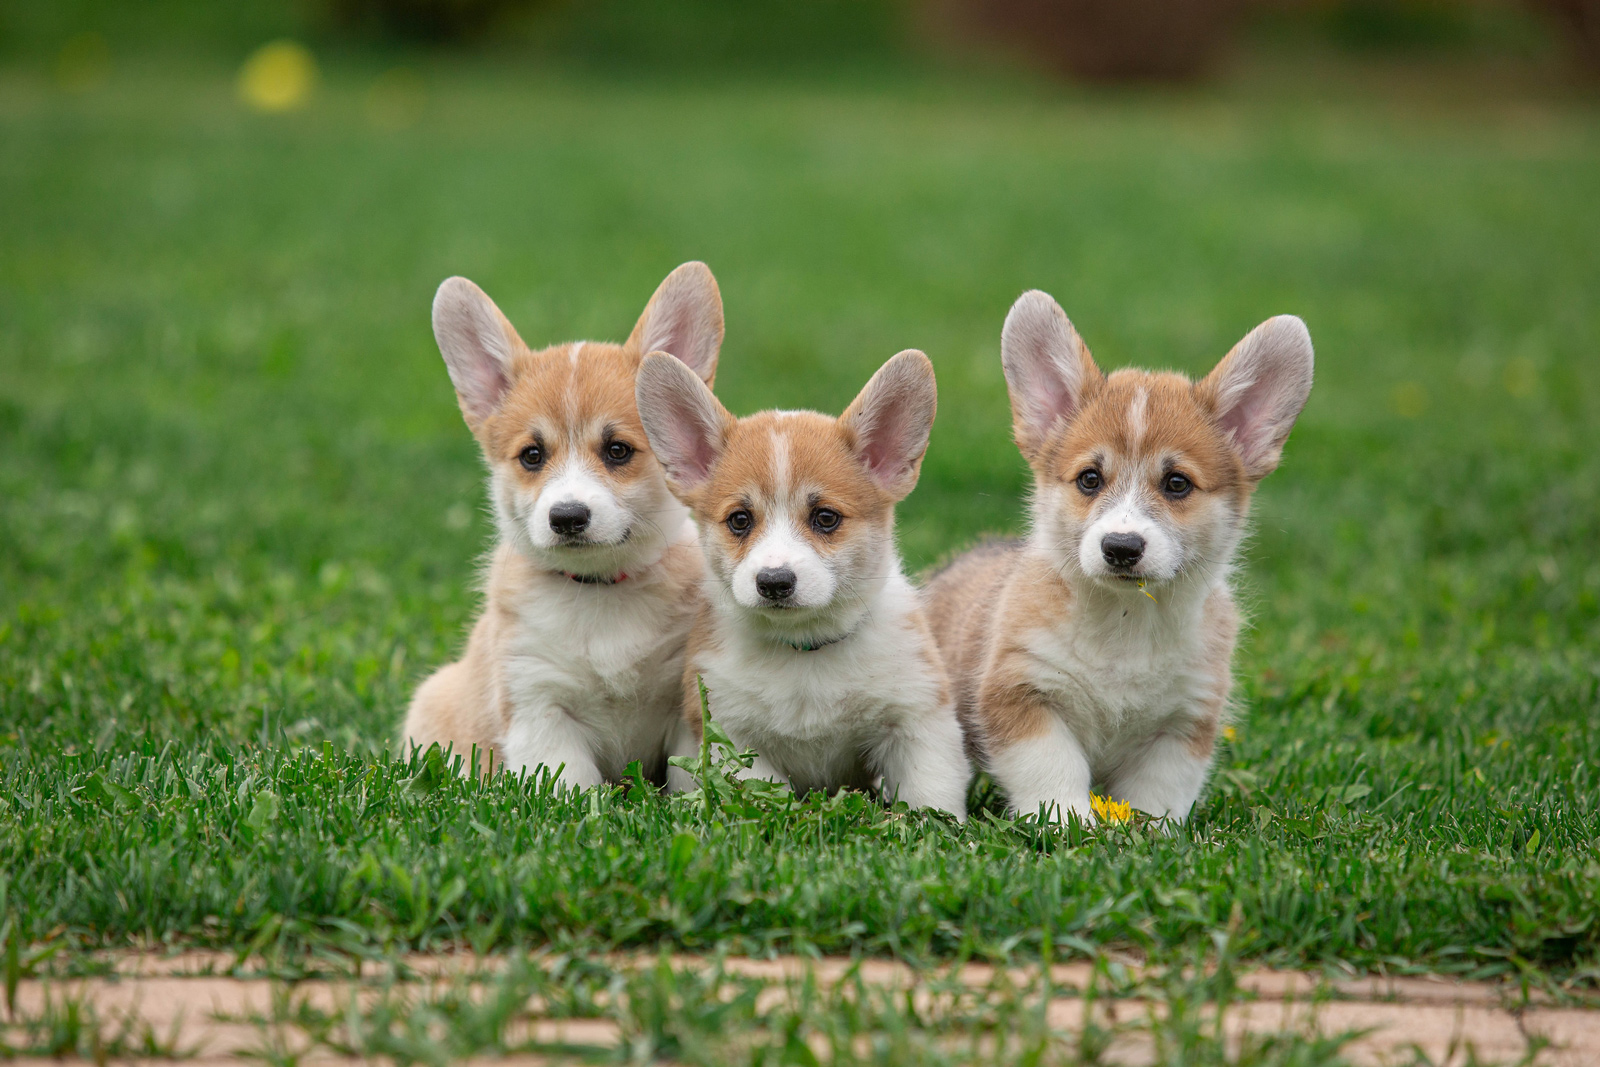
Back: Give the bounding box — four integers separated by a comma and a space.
323, 0, 544, 40
529, 0, 904, 68
1322, 0, 1481, 45
1531, 0, 1600, 68
929, 0, 1243, 81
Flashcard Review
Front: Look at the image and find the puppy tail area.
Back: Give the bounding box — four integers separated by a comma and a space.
399, 661, 501, 779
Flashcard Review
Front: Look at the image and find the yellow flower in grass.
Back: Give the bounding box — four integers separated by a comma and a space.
1223, 726, 1237, 742
1090, 793, 1132, 824
238, 40, 317, 113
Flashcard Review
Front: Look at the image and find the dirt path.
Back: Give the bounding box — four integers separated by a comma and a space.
7, 953, 1597, 1066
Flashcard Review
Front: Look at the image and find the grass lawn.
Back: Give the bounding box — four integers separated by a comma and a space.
2, 44, 1598, 1063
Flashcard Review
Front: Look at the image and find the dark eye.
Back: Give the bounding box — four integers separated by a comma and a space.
604, 441, 634, 465
1164, 472, 1192, 497
519, 444, 544, 471
726, 509, 753, 535
811, 507, 841, 534
1076, 469, 1102, 494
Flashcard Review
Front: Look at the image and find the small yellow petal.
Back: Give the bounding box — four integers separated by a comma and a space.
239, 40, 317, 113
1090, 793, 1132, 823
1223, 726, 1237, 742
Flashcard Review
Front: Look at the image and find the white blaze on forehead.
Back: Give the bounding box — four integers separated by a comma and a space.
563, 342, 586, 423
769, 427, 791, 497
1128, 386, 1148, 450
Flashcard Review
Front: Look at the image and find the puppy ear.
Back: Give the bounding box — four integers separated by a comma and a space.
432, 277, 522, 427
636, 351, 733, 499
1202, 315, 1314, 480
839, 349, 937, 501
1000, 290, 1101, 461
627, 261, 724, 386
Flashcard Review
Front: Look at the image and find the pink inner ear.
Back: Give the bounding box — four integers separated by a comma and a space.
1000, 293, 1093, 449
859, 410, 913, 488
1209, 316, 1314, 476
1218, 385, 1267, 453
1027, 368, 1078, 433
456, 357, 509, 420
636, 354, 727, 490
670, 419, 721, 485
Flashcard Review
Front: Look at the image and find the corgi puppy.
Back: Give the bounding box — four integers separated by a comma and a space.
635, 349, 969, 820
401, 262, 725, 787
925, 291, 1313, 824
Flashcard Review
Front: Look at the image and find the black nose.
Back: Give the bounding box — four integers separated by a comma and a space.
756, 567, 796, 601
549, 502, 591, 535
1101, 532, 1146, 569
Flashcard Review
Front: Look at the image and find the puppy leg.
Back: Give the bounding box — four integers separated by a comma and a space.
663, 716, 702, 794
402, 661, 498, 777
1104, 730, 1210, 825
987, 712, 1095, 824
501, 704, 602, 791
874, 708, 969, 821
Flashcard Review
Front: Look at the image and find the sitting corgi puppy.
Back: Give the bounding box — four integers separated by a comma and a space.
635, 349, 969, 820
402, 263, 725, 787
926, 291, 1313, 824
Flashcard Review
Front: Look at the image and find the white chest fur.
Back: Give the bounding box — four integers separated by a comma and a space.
694, 574, 945, 794
1023, 577, 1229, 777
497, 564, 695, 780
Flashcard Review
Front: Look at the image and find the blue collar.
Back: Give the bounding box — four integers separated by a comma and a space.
785, 631, 851, 653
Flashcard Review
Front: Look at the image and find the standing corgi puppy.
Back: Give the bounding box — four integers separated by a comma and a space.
401, 263, 725, 788
635, 350, 969, 820
926, 291, 1313, 825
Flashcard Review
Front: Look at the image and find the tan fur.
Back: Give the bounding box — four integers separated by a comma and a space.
402, 270, 717, 780
638, 349, 968, 817
928, 298, 1310, 821
1187, 587, 1240, 760
673, 411, 903, 737
941, 369, 1250, 754
691, 413, 893, 570
405, 536, 705, 775
930, 366, 1251, 746
678, 596, 717, 733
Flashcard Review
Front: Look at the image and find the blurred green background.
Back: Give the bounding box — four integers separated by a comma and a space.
1, 0, 1596, 751
1, 0, 1598, 982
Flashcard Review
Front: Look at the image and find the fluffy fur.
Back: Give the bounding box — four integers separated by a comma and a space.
925, 291, 1313, 824
636, 349, 969, 820
400, 263, 725, 787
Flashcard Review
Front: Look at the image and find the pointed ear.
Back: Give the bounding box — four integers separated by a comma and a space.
627, 261, 724, 386
432, 277, 522, 427
1202, 315, 1314, 480
635, 351, 733, 500
839, 349, 937, 501
1000, 290, 1101, 460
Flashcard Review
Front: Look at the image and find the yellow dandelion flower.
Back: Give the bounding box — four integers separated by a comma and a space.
238, 40, 317, 113
1223, 726, 1237, 742
1090, 793, 1132, 824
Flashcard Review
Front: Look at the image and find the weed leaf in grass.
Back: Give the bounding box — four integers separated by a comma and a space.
667, 674, 791, 823
244, 789, 280, 832
80, 773, 140, 811
404, 744, 450, 796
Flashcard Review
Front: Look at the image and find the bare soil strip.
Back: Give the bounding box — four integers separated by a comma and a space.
10, 953, 1598, 1066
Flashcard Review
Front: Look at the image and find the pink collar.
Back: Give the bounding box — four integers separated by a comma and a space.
561, 570, 629, 585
